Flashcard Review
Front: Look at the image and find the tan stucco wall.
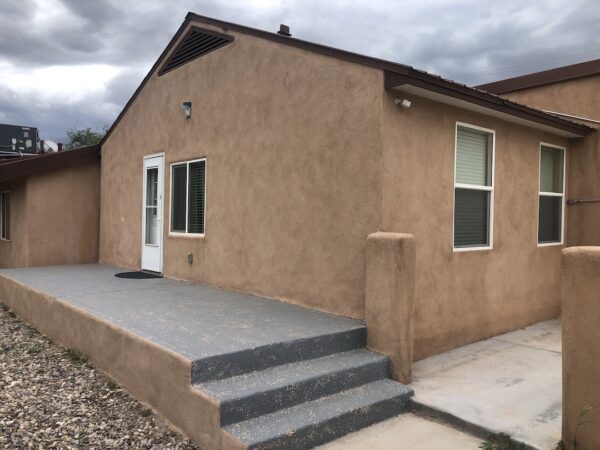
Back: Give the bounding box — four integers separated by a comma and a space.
0, 162, 100, 269
100, 19, 586, 359
561, 247, 600, 450
501, 75, 600, 122
380, 93, 570, 359
499, 75, 600, 248
0, 179, 28, 268
100, 22, 383, 319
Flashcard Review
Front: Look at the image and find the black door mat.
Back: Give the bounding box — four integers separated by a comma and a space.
114, 271, 162, 279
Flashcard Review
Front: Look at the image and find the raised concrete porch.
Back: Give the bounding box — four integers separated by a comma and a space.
0, 264, 412, 449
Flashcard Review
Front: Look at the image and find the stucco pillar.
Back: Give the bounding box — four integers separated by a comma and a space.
365, 232, 415, 384
561, 246, 600, 450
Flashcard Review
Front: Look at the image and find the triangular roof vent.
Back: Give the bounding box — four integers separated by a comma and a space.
159, 27, 233, 75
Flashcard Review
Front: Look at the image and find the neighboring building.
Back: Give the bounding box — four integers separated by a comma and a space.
95, 13, 594, 360
0, 145, 100, 268
0, 123, 39, 158
478, 59, 600, 248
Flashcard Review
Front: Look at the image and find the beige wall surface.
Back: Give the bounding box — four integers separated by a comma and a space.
100, 19, 585, 358
100, 22, 383, 319
501, 75, 600, 123
561, 247, 600, 450
500, 76, 600, 249
0, 162, 100, 269
0, 179, 28, 268
380, 93, 569, 359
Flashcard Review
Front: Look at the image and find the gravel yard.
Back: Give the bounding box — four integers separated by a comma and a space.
0, 302, 199, 449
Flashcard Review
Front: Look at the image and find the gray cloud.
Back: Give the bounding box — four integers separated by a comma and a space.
0, 0, 598, 142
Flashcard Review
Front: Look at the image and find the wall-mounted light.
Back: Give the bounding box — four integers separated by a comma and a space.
181, 101, 192, 119
394, 98, 412, 109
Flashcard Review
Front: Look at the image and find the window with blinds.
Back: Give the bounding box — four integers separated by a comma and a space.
538, 145, 565, 244
454, 125, 494, 249
170, 159, 206, 235
1, 191, 10, 241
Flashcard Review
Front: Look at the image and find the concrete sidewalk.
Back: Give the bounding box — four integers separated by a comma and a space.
318, 413, 482, 449
411, 320, 562, 450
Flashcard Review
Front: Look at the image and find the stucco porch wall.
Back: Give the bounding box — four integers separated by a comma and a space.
100, 18, 575, 359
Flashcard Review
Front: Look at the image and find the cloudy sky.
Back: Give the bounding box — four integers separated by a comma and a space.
0, 0, 598, 142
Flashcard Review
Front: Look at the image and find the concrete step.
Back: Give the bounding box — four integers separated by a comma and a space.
198, 349, 390, 426
224, 379, 413, 450
191, 327, 366, 383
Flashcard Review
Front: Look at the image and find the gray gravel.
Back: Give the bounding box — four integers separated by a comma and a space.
0, 302, 200, 449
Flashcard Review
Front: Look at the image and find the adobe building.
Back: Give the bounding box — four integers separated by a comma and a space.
96, 13, 594, 360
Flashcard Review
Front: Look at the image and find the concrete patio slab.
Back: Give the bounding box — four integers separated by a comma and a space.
411, 319, 561, 450
317, 413, 482, 449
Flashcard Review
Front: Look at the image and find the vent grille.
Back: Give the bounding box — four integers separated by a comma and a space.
160, 27, 233, 75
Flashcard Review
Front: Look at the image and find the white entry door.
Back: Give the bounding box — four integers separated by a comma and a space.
141, 154, 164, 273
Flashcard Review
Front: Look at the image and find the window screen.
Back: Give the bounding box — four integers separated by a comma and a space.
538, 146, 565, 244
170, 160, 205, 235
188, 161, 206, 234
1, 192, 10, 240
171, 165, 187, 232
454, 126, 493, 249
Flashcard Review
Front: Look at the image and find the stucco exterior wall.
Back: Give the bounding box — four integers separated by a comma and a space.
380, 93, 569, 359
0, 162, 100, 269
100, 22, 383, 319
500, 75, 600, 122
100, 19, 586, 359
0, 179, 28, 268
499, 75, 600, 248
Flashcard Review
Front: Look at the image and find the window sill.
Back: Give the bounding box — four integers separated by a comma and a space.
168, 232, 205, 239
538, 241, 563, 247
453, 245, 493, 253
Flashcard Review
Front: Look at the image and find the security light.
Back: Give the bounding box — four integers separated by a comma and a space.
181, 101, 192, 118
394, 98, 412, 109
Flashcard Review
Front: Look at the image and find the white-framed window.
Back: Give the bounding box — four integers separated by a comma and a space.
1, 191, 10, 241
538, 143, 565, 245
453, 123, 495, 251
170, 158, 206, 236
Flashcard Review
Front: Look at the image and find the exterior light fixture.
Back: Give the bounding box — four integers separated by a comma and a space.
181, 101, 192, 118
394, 98, 412, 109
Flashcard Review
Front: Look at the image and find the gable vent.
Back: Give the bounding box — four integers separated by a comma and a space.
159, 27, 233, 75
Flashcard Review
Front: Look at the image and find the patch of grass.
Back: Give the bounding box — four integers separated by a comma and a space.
7, 310, 16, 318
27, 346, 42, 355
62, 348, 87, 364
480, 434, 530, 450
106, 379, 119, 391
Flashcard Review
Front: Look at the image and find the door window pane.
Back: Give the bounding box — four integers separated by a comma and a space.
145, 168, 158, 245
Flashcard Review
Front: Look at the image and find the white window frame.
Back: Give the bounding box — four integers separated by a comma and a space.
0, 190, 9, 241
169, 158, 206, 238
453, 122, 495, 252
537, 142, 566, 247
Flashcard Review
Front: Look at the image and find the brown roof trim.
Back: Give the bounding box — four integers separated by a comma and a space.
0, 145, 100, 183
476, 59, 600, 94
100, 13, 592, 145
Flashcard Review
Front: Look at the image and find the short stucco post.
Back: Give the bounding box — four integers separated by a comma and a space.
365, 232, 415, 384
562, 247, 600, 450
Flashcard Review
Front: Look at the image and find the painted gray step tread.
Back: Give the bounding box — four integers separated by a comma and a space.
197, 349, 388, 401
224, 379, 413, 448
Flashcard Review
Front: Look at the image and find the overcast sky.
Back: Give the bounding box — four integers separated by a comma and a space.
0, 0, 598, 142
